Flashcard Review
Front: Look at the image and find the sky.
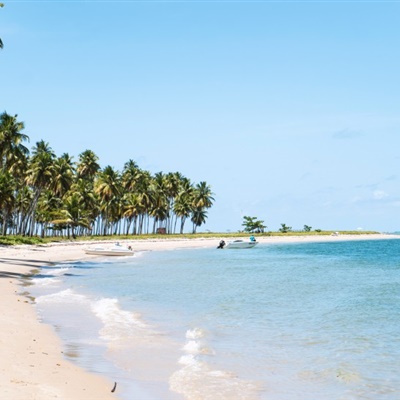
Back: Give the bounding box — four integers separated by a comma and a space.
1, 0, 400, 233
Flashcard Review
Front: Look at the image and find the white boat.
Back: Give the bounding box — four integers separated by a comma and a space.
225, 239, 258, 249
84, 243, 134, 256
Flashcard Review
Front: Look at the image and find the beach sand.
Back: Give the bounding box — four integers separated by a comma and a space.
0, 233, 397, 399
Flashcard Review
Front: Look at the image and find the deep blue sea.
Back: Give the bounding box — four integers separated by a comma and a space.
30, 239, 400, 400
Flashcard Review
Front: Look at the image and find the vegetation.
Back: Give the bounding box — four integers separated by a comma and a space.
0, 112, 214, 237
303, 225, 312, 232
241, 216, 266, 233
0, 230, 381, 246
279, 223, 292, 233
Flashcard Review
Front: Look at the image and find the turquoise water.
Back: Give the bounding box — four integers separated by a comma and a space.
30, 239, 400, 400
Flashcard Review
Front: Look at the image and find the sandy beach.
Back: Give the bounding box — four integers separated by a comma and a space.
0, 233, 397, 399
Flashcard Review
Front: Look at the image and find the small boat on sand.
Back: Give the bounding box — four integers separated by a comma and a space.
84, 243, 134, 256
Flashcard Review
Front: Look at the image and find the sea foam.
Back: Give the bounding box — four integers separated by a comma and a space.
90, 297, 150, 342
170, 327, 261, 400
35, 288, 89, 305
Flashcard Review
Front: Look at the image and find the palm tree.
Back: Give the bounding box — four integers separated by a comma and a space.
123, 192, 142, 235
192, 181, 214, 209
191, 208, 208, 234
51, 192, 90, 239
122, 159, 141, 191
14, 186, 32, 235
149, 172, 169, 233
174, 177, 194, 234
23, 141, 56, 235
35, 190, 62, 237
0, 112, 29, 172
0, 107, 217, 237
0, 171, 15, 235
76, 149, 100, 181
164, 172, 183, 233
70, 178, 99, 235
0, 113, 30, 234
94, 165, 121, 235
51, 153, 75, 198
132, 169, 153, 234
191, 182, 214, 233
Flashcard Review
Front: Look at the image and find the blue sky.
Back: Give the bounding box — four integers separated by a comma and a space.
1, 0, 400, 233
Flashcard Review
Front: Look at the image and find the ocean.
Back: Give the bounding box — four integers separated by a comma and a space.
29, 238, 400, 400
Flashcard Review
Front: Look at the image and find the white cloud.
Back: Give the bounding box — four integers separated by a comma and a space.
373, 190, 389, 200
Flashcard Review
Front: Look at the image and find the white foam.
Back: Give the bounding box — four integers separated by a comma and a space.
49, 267, 71, 276
171, 326, 261, 399
178, 354, 201, 367
183, 340, 202, 354
31, 277, 61, 287
91, 298, 150, 342
170, 359, 261, 400
35, 289, 89, 305
186, 327, 206, 340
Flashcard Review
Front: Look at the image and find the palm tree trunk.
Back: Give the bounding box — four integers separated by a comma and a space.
2, 213, 8, 235
180, 217, 186, 234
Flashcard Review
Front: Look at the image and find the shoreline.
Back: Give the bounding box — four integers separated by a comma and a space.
1, 233, 398, 399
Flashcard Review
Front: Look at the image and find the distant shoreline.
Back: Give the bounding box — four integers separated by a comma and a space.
0, 230, 393, 247
0, 232, 398, 399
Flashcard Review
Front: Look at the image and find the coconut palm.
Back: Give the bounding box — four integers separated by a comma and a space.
173, 177, 194, 234
0, 108, 216, 237
51, 153, 75, 198
192, 181, 214, 209
51, 192, 90, 238
190, 182, 214, 233
174, 193, 193, 234
149, 172, 169, 233
94, 165, 121, 235
123, 192, 142, 235
0, 171, 15, 235
122, 159, 141, 191
163, 172, 183, 233
35, 190, 62, 237
70, 178, 99, 234
0, 112, 29, 172
191, 208, 208, 234
14, 186, 32, 235
76, 149, 100, 181
132, 170, 153, 234
23, 141, 56, 235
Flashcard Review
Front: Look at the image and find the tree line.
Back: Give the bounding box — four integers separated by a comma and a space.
0, 112, 215, 238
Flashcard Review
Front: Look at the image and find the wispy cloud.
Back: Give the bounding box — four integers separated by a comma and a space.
385, 174, 398, 182
373, 190, 389, 200
332, 129, 365, 140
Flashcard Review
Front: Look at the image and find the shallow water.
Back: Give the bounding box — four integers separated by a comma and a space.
30, 239, 400, 399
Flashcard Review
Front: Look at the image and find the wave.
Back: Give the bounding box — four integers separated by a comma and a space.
90, 297, 151, 342
31, 277, 62, 287
170, 327, 261, 400
35, 288, 89, 304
